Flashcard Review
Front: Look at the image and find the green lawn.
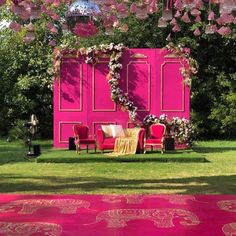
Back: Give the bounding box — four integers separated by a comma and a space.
0, 139, 236, 194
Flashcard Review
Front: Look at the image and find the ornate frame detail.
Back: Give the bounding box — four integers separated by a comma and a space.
59, 121, 82, 143
59, 61, 83, 112
130, 53, 148, 59
160, 61, 185, 112
92, 61, 117, 112
126, 61, 151, 112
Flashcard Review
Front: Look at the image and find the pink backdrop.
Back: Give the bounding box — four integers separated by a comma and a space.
53, 48, 190, 148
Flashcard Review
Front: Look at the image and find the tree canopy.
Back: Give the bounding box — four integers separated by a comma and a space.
0, 5, 236, 140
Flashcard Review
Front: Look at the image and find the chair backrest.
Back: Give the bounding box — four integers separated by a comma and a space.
150, 123, 166, 139
73, 124, 89, 139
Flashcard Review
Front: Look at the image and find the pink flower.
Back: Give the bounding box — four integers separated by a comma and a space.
0, 0, 6, 6
217, 26, 232, 36
130, 2, 137, 13
208, 11, 215, 21
193, 28, 201, 36
181, 12, 191, 23
48, 40, 56, 47
191, 9, 201, 17
170, 18, 177, 25
172, 23, 181, 32
9, 22, 21, 32
50, 27, 58, 34
174, 10, 181, 18
195, 15, 201, 22
73, 21, 98, 37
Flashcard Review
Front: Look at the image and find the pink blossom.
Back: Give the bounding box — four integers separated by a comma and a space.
50, 27, 58, 34
193, 28, 201, 36
170, 18, 177, 25
0, 0, 6, 6
130, 3, 137, 13
48, 40, 56, 47
195, 15, 201, 22
208, 11, 215, 21
181, 12, 191, 23
191, 8, 201, 16
172, 23, 181, 32
9, 22, 22, 32
73, 21, 98, 37
217, 26, 232, 36
175, 10, 182, 18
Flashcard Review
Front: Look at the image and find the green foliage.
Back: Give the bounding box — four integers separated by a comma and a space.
8, 119, 27, 141
0, 15, 53, 138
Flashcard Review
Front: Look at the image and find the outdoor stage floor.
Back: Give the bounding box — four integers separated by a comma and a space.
0, 194, 235, 235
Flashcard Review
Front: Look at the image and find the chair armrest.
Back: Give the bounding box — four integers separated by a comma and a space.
96, 129, 105, 144
138, 128, 146, 150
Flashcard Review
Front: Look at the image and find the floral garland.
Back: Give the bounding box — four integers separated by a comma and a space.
53, 43, 138, 121
165, 43, 199, 87
143, 114, 195, 145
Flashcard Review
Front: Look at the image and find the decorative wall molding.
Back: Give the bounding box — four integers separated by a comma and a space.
160, 61, 185, 112
59, 62, 83, 112
59, 121, 82, 143
126, 61, 151, 112
130, 53, 148, 59
92, 61, 117, 112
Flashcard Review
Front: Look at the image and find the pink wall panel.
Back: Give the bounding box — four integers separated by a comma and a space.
53, 49, 190, 148
161, 61, 184, 111
60, 61, 82, 111
127, 61, 150, 111
93, 62, 116, 111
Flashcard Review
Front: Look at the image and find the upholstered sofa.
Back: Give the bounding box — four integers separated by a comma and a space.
96, 128, 146, 153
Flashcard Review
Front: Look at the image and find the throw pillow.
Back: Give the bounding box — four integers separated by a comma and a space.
101, 125, 113, 137
110, 125, 125, 138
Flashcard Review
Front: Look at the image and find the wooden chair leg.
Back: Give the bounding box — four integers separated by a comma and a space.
161, 144, 164, 154
77, 143, 81, 155
143, 144, 146, 154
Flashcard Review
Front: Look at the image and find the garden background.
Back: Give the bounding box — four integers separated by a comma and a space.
0, 6, 236, 141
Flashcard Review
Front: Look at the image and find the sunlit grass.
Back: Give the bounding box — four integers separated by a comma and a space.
0, 139, 236, 194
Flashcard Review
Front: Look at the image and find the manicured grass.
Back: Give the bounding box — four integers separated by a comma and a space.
37, 149, 206, 163
0, 139, 236, 194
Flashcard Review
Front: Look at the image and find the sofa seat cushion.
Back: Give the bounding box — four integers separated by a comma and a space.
103, 137, 116, 145
75, 138, 96, 145
145, 139, 162, 144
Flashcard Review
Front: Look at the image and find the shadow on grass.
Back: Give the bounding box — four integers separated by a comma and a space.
0, 174, 235, 194
0, 141, 52, 165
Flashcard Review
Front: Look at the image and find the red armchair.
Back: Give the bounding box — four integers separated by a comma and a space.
144, 123, 166, 154
73, 124, 96, 154
96, 128, 146, 153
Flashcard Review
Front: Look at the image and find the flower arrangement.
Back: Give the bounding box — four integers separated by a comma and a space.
143, 114, 195, 145
165, 43, 199, 87
53, 43, 138, 121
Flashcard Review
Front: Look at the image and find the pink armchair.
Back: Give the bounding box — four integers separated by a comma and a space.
96, 128, 146, 153
73, 124, 96, 154
144, 123, 166, 154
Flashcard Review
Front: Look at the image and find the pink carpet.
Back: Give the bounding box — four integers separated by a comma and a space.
0, 194, 235, 236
